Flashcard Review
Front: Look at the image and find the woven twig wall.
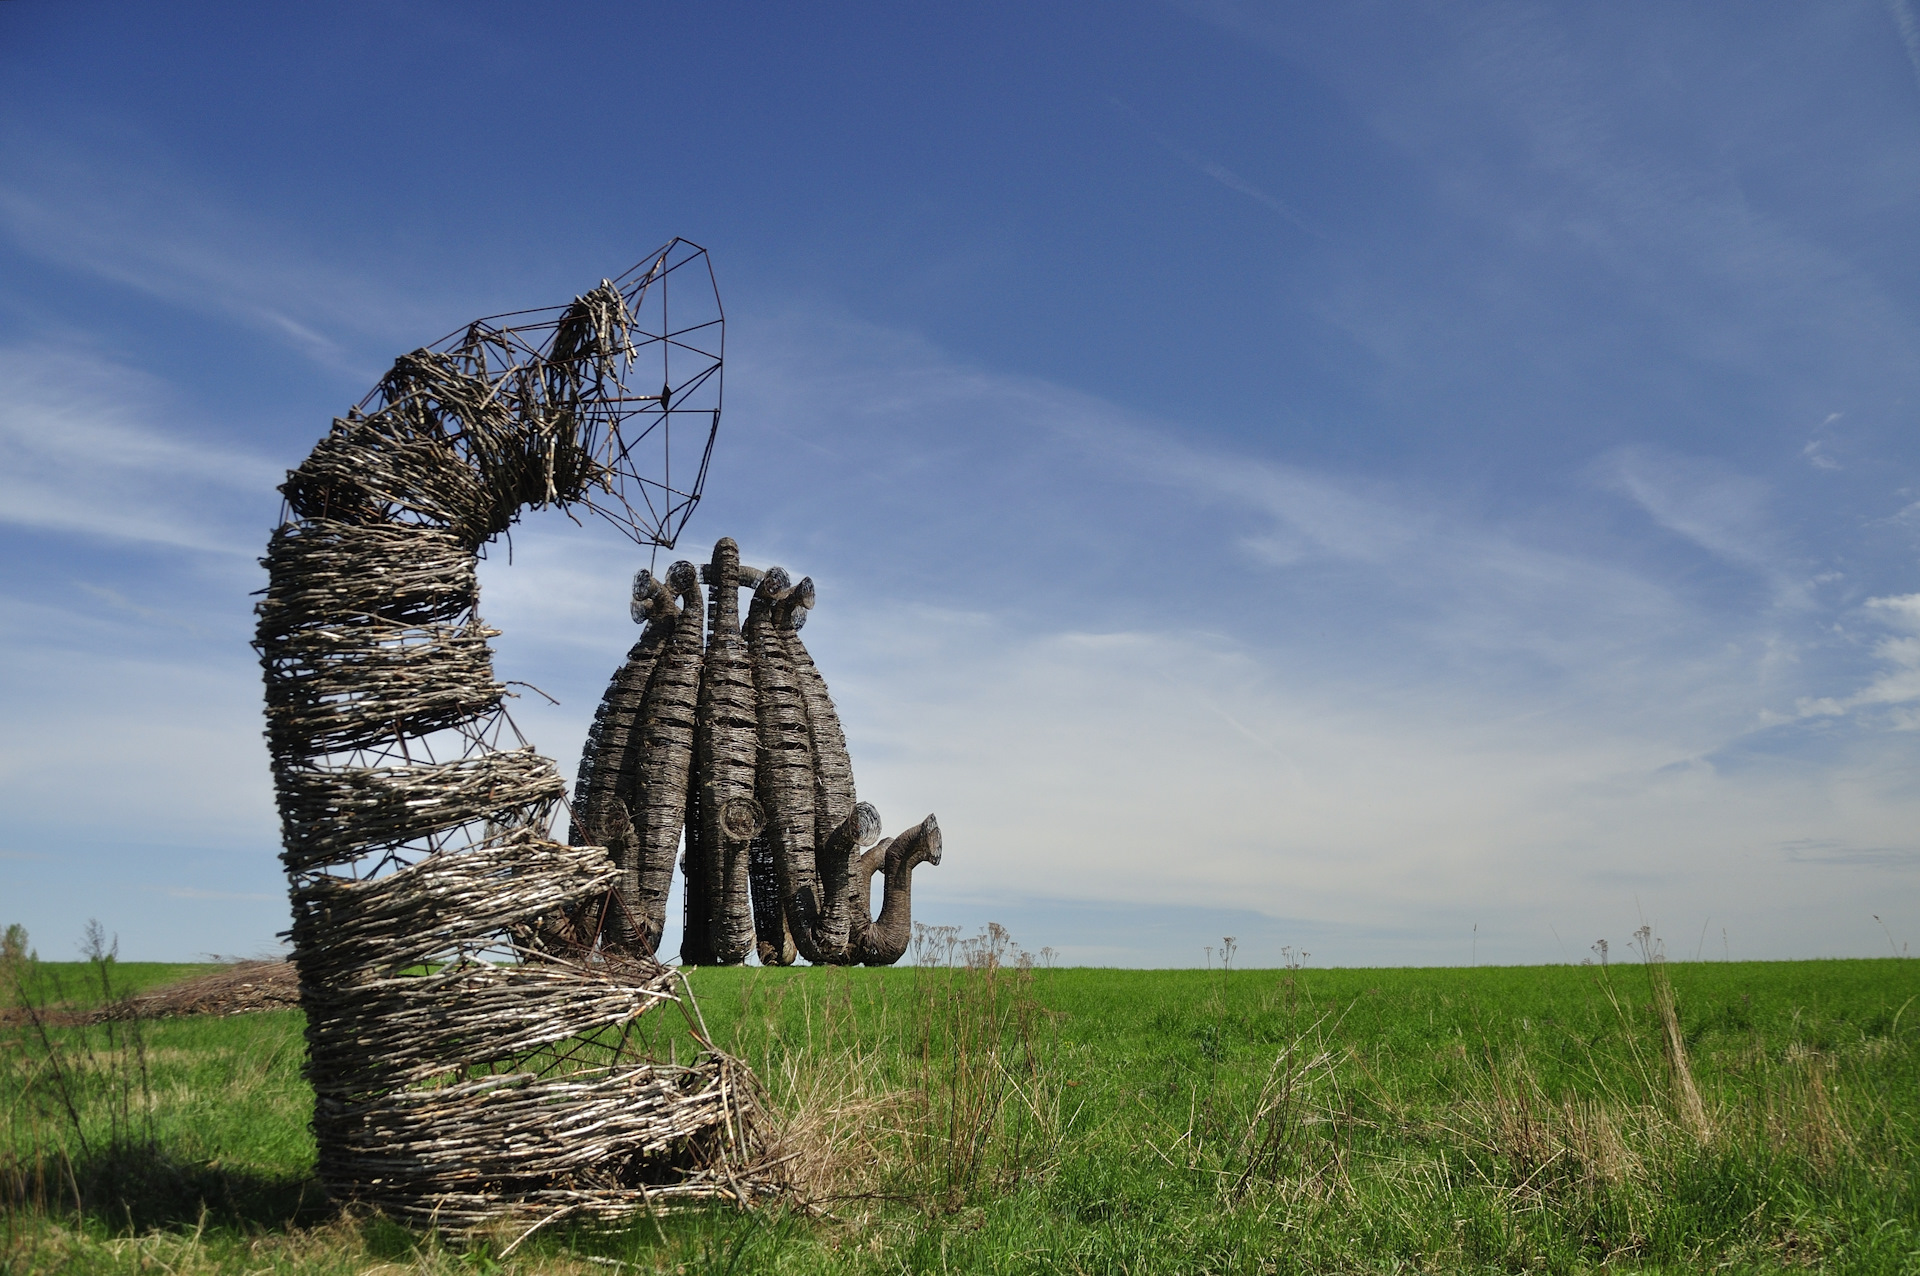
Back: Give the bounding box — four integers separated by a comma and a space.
256, 244, 772, 1225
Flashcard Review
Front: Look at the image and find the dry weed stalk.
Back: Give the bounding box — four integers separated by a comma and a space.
1226, 1029, 1343, 1204
0, 929, 168, 1218
909, 925, 1063, 1207
1633, 926, 1711, 1145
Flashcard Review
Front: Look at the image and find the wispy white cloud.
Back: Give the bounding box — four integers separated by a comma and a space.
0, 626, 275, 843
0, 342, 282, 554
0, 133, 432, 372
1889, 0, 1920, 96
1595, 444, 1811, 605
1803, 413, 1844, 471
6, 294, 1908, 961
828, 595, 1920, 962
0, 155, 1906, 960
1782, 837, 1920, 868
1108, 97, 1321, 236
1794, 593, 1920, 726
1187, 2, 1920, 426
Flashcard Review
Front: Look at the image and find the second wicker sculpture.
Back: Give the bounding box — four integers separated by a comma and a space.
569, 537, 943, 966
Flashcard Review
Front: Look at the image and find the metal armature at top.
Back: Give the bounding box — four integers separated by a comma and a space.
311, 237, 723, 551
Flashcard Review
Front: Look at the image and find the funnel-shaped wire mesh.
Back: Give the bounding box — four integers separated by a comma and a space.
348, 237, 722, 550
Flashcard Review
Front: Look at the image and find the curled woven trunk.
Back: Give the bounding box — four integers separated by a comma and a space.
857, 814, 943, 965
750, 576, 858, 964
777, 579, 874, 956
631, 561, 705, 955
690, 538, 761, 965
744, 568, 799, 966
259, 249, 772, 1224
569, 570, 678, 952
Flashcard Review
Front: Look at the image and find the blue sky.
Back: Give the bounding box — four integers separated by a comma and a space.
3, 1, 1919, 965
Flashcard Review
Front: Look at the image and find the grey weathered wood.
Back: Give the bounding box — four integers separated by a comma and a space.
691, 538, 759, 964
568, 569, 677, 952
857, 814, 943, 966
743, 566, 800, 966
563, 549, 952, 970
260, 273, 773, 1225
633, 561, 704, 956
776, 578, 873, 959
750, 574, 857, 964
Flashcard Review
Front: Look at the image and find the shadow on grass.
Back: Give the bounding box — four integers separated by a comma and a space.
4, 1141, 330, 1235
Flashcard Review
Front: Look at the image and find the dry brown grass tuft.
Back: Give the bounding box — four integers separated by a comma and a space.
1634, 926, 1712, 1145
757, 1041, 914, 1211
731, 927, 1071, 1220
1764, 1048, 1855, 1172
1454, 1047, 1664, 1211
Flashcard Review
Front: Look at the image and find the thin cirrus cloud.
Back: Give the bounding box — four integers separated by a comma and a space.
1, 216, 1911, 963
1594, 444, 1798, 593
1106, 97, 1323, 237
4, 15, 1918, 964
731, 309, 1755, 711
1782, 838, 1920, 868
1891, 0, 1920, 94
1793, 593, 1920, 727
0, 134, 429, 373
0, 342, 283, 555
0, 291, 1912, 963
1191, 2, 1920, 426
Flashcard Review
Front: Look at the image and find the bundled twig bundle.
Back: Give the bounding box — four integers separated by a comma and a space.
256, 242, 776, 1226
89, 960, 302, 1022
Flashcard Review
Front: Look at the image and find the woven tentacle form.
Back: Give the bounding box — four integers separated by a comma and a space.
628, 561, 704, 956
753, 585, 823, 961
857, 815, 943, 965
258, 243, 771, 1226
743, 567, 800, 967
689, 539, 762, 965
777, 578, 876, 958
568, 570, 678, 953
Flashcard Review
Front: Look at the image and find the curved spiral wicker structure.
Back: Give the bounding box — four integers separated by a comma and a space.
256, 242, 773, 1225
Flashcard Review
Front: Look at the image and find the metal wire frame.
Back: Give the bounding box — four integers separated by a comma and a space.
349, 237, 722, 551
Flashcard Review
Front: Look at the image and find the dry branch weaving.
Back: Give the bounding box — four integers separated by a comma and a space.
256, 241, 774, 1225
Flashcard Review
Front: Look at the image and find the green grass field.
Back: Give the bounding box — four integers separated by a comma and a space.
4, 950, 1917, 1274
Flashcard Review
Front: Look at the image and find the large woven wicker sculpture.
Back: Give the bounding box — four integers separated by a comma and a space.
572, 539, 944, 966
256, 242, 773, 1225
